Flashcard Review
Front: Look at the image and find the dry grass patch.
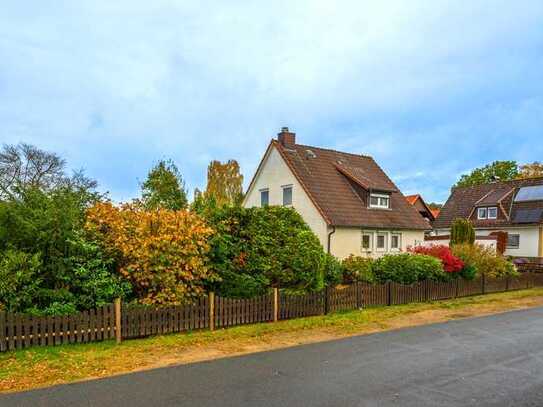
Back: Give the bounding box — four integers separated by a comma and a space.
2, 288, 543, 393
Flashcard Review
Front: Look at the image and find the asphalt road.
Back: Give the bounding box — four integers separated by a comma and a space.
3, 307, 543, 407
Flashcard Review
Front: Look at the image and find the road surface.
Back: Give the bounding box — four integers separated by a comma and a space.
3, 307, 543, 406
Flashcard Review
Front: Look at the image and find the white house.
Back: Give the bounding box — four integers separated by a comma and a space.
433, 178, 543, 259
243, 128, 429, 259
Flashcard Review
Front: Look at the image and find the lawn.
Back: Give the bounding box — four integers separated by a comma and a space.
2, 287, 543, 393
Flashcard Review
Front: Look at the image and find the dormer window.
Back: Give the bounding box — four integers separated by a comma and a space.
478, 206, 497, 220
487, 207, 498, 219
369, 193, 390, 209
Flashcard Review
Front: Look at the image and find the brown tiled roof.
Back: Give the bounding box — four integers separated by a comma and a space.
433, 177, 543, 229
272, 140, 429, 230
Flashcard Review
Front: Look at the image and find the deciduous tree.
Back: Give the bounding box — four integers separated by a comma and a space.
454, 161, 519, 188
204, 160, 244, 207
518, 162, 543, 179
141, 160, 188, 210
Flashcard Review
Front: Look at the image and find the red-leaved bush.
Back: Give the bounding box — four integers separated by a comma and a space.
409, 245, 464, 273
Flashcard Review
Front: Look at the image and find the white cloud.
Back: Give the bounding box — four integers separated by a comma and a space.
1, 0, 542, 202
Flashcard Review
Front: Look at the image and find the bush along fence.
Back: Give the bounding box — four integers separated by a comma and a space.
2, 273, 543, 352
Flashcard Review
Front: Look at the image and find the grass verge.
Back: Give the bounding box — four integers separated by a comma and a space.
2, 287, 543, 393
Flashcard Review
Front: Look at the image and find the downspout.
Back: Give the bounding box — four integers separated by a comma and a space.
327, 226, 336, 254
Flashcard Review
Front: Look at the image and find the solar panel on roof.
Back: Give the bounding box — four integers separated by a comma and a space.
512, 208, 543, 224
514, 186, 543, 202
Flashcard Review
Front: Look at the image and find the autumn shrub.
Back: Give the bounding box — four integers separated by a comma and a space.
409, 245, 464, 275
203, 206, 325, 297
372, 253, 444, 284
86, 202, 215, 305
451, 243, 518, 279
341, 255, 375, 284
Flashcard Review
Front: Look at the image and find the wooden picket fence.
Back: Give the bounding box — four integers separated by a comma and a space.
2, 272, 543, 352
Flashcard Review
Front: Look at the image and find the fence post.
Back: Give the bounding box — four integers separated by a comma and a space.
505, 277, 509, 291
273, 288, 279, 322
209, 292, 215, 331
455, 279, 459, 298
114, 298, 122, 345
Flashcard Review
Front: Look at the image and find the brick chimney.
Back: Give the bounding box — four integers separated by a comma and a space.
277, 127, 296, 146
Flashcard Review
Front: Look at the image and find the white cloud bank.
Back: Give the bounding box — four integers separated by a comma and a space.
1, 0, 542, 202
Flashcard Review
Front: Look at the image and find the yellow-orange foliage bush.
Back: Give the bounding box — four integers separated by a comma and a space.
85, 202, 216, 305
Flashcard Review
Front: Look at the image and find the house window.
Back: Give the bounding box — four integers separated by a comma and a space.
487, 207, 498, 219
507, 234, 520, 249
477, 207, 488, 219
361, 232, 373, 252
391, 233, 401, 251
282, 185, 292, 206
376, 232, 387, 251
260, 189, 269, 207
369, 193, 390, 209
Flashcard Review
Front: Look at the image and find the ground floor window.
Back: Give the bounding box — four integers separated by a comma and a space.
507, 234, 520, 249
391, 233, 401, 251
376, 232, 387, 251
361, 232, 373, 252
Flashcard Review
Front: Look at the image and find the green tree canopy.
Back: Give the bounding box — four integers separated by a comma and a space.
454, 161, 519, 188
203, 206, 325, 297
141, 160, 188, 210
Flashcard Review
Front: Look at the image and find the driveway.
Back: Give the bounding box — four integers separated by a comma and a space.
3, 307, 543, 407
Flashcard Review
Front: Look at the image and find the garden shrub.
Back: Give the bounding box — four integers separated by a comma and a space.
0, 182, 127, 314
451, 243, 518, 279
409, 245, 464, 275
0, 250, 41, 313
323, 254, 343, 286
372, 253, 444, 284
341, 255, 375, 284
203, 206, 326, 297
460, 264, 477, 280
86, 202, 216, 305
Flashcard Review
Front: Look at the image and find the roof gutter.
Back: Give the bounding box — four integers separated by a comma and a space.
327, 226, 336, 254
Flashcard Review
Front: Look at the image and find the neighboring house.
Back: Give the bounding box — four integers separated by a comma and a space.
243, 128, 429, 259
405, 194, 439, 223
433, 177, 543, 258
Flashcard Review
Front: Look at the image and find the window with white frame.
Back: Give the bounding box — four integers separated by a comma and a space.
507, 234, 520, 249
361, 231, 373, 252
260, 189, 269, 207
487, 207, 498, 219
376, 232, 387, 251
282, 185, 293, 206
369, 193, 390, 209
477, 207, 488, 219
390, 233, 401, 251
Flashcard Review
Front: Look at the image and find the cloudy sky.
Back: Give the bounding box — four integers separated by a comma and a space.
1, 1, 542, 203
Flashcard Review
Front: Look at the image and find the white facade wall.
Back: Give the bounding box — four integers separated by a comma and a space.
243, 146, 329, 248
421, 237, 497, 252
330, 228, 425, 260
434, 226, 541, 257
